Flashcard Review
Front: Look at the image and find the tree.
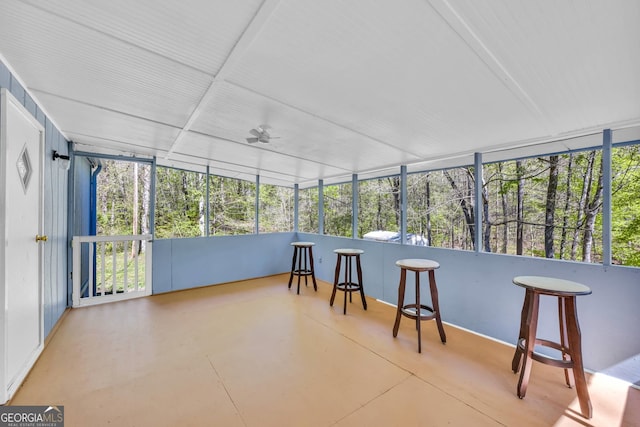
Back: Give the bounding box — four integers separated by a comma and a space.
611, 145, 640, 265
544, 155, 559, 258
481, 174, 491, 253
425, 174, 432, 245
444, 169, 476, 249
497, 163, 508, 253
91, 143, 640, 267
559, 154, 573, 259
388, 176, 401, 227
582, 151, 603, 262
358, 178, 398, 236
516, 160, 524, 255
323, 183, 352, 237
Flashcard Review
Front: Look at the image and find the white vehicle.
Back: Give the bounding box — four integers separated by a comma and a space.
363, 230, 428, 246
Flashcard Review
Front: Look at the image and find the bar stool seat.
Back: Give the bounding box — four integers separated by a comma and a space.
511, 275, 592, 419
288, 242, 317, 294
392, 259, 446, 353
330, 248, 367, 314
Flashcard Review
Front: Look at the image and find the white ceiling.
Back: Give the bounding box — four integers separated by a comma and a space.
1, 0, 639, 187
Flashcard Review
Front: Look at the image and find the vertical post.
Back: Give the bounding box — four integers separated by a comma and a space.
294, 183, 299, 232
602, 129, 612, 267
255, 174, 260, 234
66, 142, 75, 306
318, 179, 324, 235
149, 157, 157, 237
89, 163, 101, 236
205, 166, 210, 237
72, 237, 80, 307
474, 152, 483, 253
400, 165, 407, 244
89, 161, 101, 296
352, 174, 358, 239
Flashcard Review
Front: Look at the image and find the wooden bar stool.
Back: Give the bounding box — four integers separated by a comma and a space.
511, 276, 592, 419
392, 259, 446, 353
287, 242, 317, 295
330, 248, 367, 314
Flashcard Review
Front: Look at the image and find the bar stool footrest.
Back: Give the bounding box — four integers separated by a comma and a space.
292, 269, 314, 276
336, 282, 363, 292
400, 304, 436, 321
516, 338, 575, 369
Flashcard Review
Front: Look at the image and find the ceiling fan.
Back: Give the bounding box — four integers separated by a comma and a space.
246, 124, 278, 144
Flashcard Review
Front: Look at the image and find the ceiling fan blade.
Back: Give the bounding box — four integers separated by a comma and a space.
247, 124, 275, 143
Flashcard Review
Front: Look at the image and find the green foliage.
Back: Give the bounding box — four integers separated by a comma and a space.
407, 169, 475, 250
611, 145, 640, 265
154, 168, 205, 238
95, 144, 640, 267
96, 160, 150, 236
299, 187, 319, 233
208, 175, 256, 235
480, 153, 605, 261
324, 183, 352, 237
358, 178, 399, 237
259, 184, 294, 233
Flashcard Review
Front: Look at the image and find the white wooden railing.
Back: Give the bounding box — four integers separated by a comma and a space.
72, 235, 152, 307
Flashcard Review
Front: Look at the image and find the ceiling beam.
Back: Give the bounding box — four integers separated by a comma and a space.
165, 0, 283, 159
427, 0, 558, 135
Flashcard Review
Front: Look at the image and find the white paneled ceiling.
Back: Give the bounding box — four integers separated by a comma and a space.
1, 0, 639, 186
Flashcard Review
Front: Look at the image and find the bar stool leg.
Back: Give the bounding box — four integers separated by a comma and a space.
348, 258, 353, 302
343, 256, 350, 315
558, 297, 573, 387
429, 270, 446, 343
415, 271, 422, 353
296, 248, 303, 295
308, 246, 317, 291
344, 255, 353, 302
512, 290, 532, 373
393, 269, 407, 338
517, 290, 539, 398
356, 255, 367, 310
350, 257, 354, 303
330, 254, 341, 307
566, 296, 592, 419
288, 247, 298, 290
302, 248, 309, 288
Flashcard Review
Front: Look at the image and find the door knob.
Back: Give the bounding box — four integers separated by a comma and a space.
35, 235, 48, 242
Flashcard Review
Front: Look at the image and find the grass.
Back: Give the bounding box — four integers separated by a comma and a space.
94, 245, 146, 295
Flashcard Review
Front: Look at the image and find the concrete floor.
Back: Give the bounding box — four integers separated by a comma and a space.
10, 274, 640, 426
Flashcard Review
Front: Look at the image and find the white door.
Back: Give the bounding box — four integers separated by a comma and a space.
0, 88, 45, 403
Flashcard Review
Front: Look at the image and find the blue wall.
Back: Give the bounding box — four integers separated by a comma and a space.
0, 59, 69, 338
298, 232, 640, 375
151, 230, 640, 375
152, 232, 295, 293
